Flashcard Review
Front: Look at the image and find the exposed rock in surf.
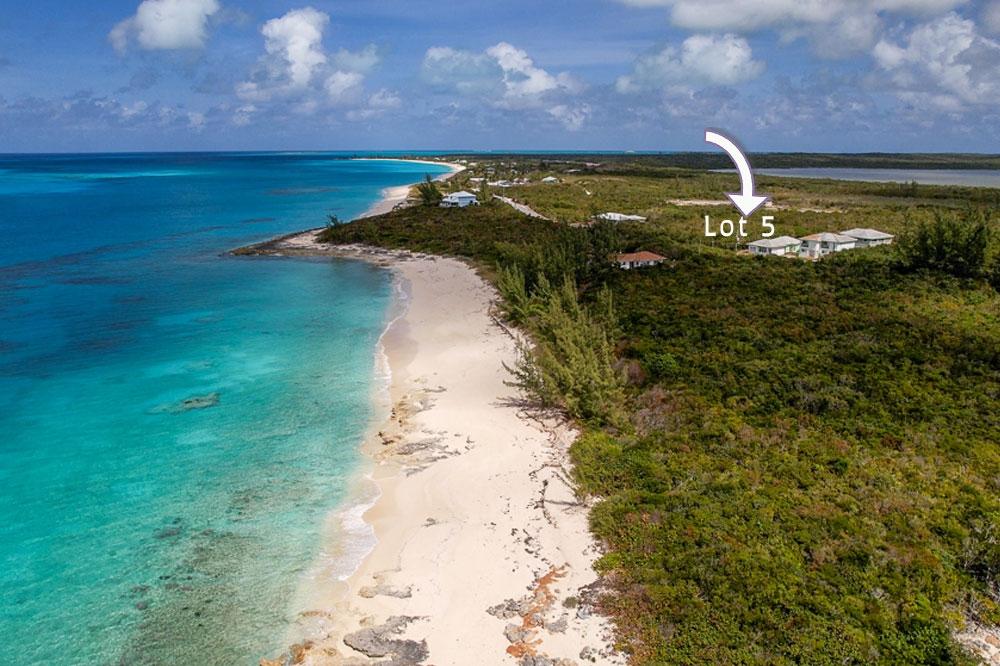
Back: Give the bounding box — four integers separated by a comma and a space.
150, 392, 219, 414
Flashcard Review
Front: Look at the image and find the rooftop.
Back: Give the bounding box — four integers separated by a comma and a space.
749, 235, 802, 248
801, 232, 857, 243
841, 228, 894, 240
617, 251, 665, 263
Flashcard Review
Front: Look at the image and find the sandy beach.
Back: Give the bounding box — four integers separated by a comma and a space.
250, 232, 622, 665
354, 158, 465, 219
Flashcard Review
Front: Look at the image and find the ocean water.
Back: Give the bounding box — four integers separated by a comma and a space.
0, 153, 451, 664
750, 167, 1000, 187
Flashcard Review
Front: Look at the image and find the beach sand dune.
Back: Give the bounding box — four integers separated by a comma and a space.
257, 238, 623, 665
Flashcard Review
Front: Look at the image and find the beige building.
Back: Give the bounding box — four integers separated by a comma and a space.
800, 232, 857, 258
748, 236, 802, 256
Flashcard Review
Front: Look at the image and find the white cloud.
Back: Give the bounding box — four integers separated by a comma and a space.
985, 1, 1000, 34
233, 104, 256, 126
261, 7, 328, 89
421, 46, 504, 95
187, 111, 206, 129
325, 70, 364, 104
617, 33, 764, 92
332, 45, 380, 74
873, 12, 1000, 109
421, 42, 581, 109
548, 104, 590, 130
617, 0, 966, 27
346, 88, 403, 121
368, 88, 401, 109
614, 0, 968, 57
237, 7, 381, 114
110, 0, 220, 53
486, 42, 583, 106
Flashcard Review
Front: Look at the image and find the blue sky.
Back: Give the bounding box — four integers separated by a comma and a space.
2, 0, 1000, 152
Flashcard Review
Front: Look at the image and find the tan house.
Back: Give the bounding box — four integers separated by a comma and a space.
616, 251, 666, 270
800, 232, 857, 258
748, 236, 802, 256
841, 228, 894, 247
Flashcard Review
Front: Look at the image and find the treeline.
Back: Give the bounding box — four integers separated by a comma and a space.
435, 152, 1000, 171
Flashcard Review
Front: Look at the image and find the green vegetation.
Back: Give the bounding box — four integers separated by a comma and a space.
897, 209, 993, 278
429, 152, 1000, 170
416, 174, 442, 206
320, 161, 1000, 664
500, 271, 625, 426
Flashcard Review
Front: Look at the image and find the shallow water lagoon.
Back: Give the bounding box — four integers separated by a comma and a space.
0, 153, 449, 664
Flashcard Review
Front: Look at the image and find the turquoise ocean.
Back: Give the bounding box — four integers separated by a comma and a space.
0, 153, 451, 664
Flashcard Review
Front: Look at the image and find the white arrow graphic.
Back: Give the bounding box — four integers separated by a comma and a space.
704, 129, 770, 217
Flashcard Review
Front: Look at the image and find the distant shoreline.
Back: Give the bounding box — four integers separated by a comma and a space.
351, 158, 465, 218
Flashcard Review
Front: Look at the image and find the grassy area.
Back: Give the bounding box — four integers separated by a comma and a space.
321, 162, 1000, 664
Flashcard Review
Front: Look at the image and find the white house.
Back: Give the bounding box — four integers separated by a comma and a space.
748, 236, 803, 256
541, 176, 560, 184
841, 228, 894, 247
597, 212, 648, 223
440, 191, 479, 208
616, 251, 666, 270
800, 232, 857, 258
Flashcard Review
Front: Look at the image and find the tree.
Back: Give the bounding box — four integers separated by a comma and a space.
505, 274, 625, 426
897, 208, 992, 278
416, 174, 442, 206
326, 214, 341, 227
989, 251, 1000, 292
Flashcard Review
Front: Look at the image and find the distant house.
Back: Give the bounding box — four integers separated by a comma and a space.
748, 236, 802, 256
616, 251, 666, 270
597, 212, 648, 223
800, 232, 857, 258
541, 176, 560, 184
841, 228, 894, 247
487, 179, 513, 188
440, 191, 479, 208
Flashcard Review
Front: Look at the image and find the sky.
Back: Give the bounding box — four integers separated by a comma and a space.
2, 0, 1000, 153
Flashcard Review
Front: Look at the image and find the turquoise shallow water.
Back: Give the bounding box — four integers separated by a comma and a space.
0, 153, 450, 664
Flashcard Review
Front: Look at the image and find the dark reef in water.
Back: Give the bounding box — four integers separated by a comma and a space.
151, 392, 220, 414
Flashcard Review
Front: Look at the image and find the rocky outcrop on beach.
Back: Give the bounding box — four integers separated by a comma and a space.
342, 616, 428, 665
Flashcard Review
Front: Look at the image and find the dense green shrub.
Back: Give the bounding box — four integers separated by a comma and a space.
504, 274, 625, 426
897, 209, 992, 278
416, 174, 442, 206
317, 166, 1000, 664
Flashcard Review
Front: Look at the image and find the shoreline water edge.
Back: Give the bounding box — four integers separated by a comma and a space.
237, 162, 623, 664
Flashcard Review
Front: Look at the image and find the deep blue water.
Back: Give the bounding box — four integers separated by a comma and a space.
0, 153, 450, 664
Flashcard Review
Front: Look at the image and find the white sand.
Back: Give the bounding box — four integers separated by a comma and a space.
261, 236, 622, 665
354, 159, 466, 219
